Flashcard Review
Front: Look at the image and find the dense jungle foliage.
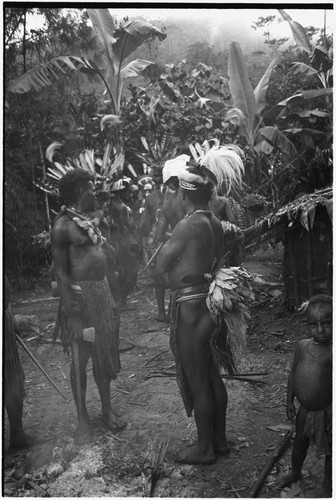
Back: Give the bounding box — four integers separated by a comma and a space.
4, 8, 333, 288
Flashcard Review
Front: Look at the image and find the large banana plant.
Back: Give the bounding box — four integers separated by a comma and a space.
226, 42, 297, 155
8, 8, 166, 169
225, 41, 296, 186
274, 10, 333, 169
278, 9, 333, 90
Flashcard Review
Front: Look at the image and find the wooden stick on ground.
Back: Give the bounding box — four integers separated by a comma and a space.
249, 429, 294, 497
16, 334, 68, 401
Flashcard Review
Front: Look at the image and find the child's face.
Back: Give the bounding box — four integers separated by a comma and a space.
307, 302, 332, 343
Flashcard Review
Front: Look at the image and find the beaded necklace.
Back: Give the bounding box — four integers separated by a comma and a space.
184, 208, 211, 219
62, 206, 106, 245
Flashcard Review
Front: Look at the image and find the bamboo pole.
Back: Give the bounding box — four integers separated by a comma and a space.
288, 232, 300, 307
306, 225, 313, 297
39, 141, 51, 231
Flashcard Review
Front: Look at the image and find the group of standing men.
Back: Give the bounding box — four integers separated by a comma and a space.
4, 153, 331, 495
4, 154, 246, 452
48, 155, 244, 454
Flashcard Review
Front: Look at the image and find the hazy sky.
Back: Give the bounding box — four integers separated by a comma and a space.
25, 6, 334, 38
109, 6, 334, 30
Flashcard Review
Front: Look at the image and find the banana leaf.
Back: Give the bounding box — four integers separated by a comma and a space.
112, 19, 166, 64
278, 10, 311, 53
120, 59, 161, 80
228, 42, 256, 142
254, 58, 278, 116
87, 8, 115, 63
290, 62, 319, 77
8, 56, 99, 94
282, 127, 325, 136
278, 88, 333, 106
254, 126, 297, 156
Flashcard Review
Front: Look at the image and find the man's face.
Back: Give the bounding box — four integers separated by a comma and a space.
80, 181, 96, 213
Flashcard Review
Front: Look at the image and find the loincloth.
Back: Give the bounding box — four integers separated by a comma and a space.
4, 305, 25, 402
170, 284, 235, 417
302, 404, 332, 457
57, 277, 121, 383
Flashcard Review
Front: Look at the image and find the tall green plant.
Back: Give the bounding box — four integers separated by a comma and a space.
225, 41, 296, 187
8, 8, 166, 166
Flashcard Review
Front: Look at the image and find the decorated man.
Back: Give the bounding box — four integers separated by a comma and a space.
156, 146, 252, 464
51, 168, 125, 442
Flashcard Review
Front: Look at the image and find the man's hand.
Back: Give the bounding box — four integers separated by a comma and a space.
286, 400, 296, 423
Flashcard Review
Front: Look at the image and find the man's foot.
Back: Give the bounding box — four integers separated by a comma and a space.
156, 313, 166, 322
175, 444, 216, 465
276, 471, 301, 489
213, 439, 230, 455
75, 418, 92, 445
102, 410, 126, 433
9, 431, 36, 450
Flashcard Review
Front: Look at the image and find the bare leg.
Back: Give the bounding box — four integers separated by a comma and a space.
155, 275, 166, 322
70, 342, 92, 443
93, 370, 126, 433
174, 300, 216, 465
277, 406, 309, 488
209, 365, 229, 454
107, 269, 122, 309
6, 393, 33, 449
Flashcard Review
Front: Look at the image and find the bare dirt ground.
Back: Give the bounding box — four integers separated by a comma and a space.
3, 247, 327, 498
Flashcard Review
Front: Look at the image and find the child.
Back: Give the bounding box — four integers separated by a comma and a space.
278, 294, 332, 495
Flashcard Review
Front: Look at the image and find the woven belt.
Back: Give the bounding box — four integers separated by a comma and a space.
174, 284, 209, 304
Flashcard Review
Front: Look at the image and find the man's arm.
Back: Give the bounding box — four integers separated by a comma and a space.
156, 219, 189, 275
286, 343, 301, 423
223, 199, 235, 224
51, 222, 80, 315
155, 209, 170, 243
51, 221, 84, 340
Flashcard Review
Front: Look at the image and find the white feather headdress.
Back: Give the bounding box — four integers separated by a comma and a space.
162, 154, 190, 184
189, 140, 245, 194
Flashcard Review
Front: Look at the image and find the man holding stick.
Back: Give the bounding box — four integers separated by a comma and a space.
51, 168, 125, 443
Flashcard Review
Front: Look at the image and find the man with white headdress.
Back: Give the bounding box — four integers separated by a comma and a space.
152, 155, 189, 321
156, 145, 245, 464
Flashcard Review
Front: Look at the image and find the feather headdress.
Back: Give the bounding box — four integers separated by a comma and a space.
188, 140, 245, 194
162, 154, 190, 184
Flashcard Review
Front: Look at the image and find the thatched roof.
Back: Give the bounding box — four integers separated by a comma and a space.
243, 186, 332, 247
266, 186, 332, 231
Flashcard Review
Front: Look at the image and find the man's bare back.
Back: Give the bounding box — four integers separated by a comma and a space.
157, 210, 224, 290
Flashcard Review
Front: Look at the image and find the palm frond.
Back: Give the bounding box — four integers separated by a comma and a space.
138, 133, 178, 169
